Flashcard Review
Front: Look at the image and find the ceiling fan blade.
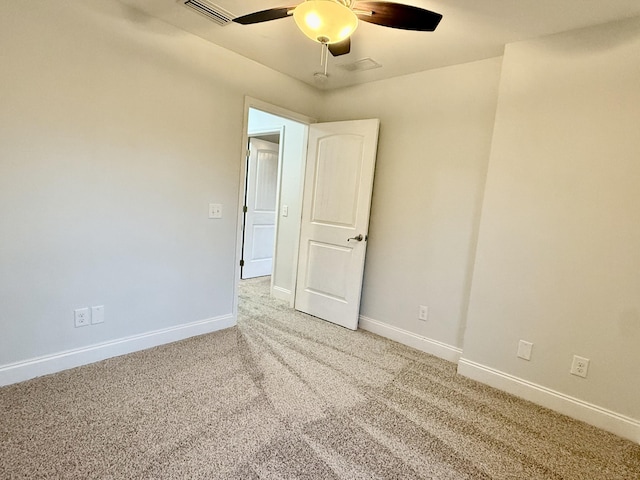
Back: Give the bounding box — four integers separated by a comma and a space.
355, 2, 442, 31
328, 38, 351, 57
232, 7, 293, 25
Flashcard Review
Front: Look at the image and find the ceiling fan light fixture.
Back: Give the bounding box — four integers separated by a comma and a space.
293, 0, 358, 44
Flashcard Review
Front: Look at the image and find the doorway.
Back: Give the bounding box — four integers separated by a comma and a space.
234, 99, 313, 319
234, 99, 379, 331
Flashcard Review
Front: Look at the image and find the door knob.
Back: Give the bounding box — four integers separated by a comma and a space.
347, 234, 363, 242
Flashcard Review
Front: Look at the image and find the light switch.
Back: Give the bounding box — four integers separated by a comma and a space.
209, 204, 222, 219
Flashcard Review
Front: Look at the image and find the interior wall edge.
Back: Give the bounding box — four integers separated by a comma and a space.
458, 358, 640, 444
0, 314, 235, 388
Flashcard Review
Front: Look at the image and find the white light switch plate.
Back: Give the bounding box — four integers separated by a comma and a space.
208, 204, 222, 219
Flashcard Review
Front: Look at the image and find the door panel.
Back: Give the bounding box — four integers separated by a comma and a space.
255, 154, 278, 211
311, 135, 363, 226
295, 119, 379, 330
242, 138, 279, 279
305, 241, 350, 301
251, 224, 275, 260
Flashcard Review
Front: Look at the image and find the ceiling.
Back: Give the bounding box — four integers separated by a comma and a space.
118, 0, 640, 90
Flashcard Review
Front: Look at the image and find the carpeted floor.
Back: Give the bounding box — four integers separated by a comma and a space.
1, 276, 639, 479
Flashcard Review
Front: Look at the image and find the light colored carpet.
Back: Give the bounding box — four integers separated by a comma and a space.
1, 276, 639, 479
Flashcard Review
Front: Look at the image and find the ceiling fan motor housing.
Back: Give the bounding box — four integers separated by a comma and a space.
293, 0, 359, 44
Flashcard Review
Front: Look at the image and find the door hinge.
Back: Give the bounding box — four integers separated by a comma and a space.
246, 149, 251, 158
240, 259, 245, 267
242, 205, 248, 213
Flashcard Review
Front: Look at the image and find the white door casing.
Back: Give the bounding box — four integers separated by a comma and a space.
242, 138, 279, 279
294, 119, 380, 330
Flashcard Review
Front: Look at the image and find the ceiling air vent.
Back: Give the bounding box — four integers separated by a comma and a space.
338, 58, 382, 73
183, 0, 234, 26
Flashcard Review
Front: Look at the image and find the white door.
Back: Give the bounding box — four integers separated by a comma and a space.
242, 138, 279, 279
294, 119, 379, 330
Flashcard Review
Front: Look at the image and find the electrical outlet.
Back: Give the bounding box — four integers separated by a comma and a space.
74, 308, 90, 328
91, 305, 104, 324
570, 355, 589, 378
418, 305, 428, 321
517, 340, 533, 361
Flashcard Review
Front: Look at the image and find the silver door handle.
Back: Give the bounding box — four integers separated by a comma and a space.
347, 234, 363, 242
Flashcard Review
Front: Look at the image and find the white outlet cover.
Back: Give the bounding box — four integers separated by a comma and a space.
517, 340, 533, 360
570, 355, 590, 378
418, 305, 428, 321
74, 308, 90, 328
91, 305, 104, 324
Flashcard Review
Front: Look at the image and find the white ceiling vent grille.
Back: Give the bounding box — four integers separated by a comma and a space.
338, 58, 382, 73
183, 0, 234, 26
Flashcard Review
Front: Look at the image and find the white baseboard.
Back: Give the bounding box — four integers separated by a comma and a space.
271, 285, 292, 303
358, 315, 463, 364
0, 314, 235, 387
458, 358, 640, 444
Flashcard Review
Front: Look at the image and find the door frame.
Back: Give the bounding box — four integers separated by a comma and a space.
233, 97, 316, 320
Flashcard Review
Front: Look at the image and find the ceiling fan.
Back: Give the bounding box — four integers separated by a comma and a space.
232, 0, 442, 58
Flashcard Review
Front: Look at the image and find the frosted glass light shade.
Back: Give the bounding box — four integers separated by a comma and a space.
293, 0, 358, 44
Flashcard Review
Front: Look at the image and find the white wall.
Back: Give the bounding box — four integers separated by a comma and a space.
320, 58, 503, 360
0, 0, 321, 382
247, 109, 308, 301
461, 17, 640, 436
